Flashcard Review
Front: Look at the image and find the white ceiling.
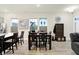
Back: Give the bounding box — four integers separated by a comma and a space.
0, 4, 79, 13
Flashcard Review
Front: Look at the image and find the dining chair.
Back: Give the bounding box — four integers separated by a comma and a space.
0, 35, 5, 55
12, 32, 19, 49
39, 33, 47, 50
29, 32, 37, 50
19, 31, 24, 45
3, 33, 19, 54
3, 35, 14, 54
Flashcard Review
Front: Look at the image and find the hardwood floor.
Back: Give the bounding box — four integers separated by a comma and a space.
4, 40, 75, 55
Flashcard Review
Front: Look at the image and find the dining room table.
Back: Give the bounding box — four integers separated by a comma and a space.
0, 33, 14, 54
28, 32, 52, 50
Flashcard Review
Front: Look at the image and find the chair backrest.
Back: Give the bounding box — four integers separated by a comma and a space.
0, 35, 5, 44
0, 35, 5, 50
13, 32, 18, 39
39, 33, 47, 41
29, 32, 37, 38
29, 32, 37, 42
20, 31, 24, 38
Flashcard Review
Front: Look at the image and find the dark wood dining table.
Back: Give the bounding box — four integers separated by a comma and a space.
0, 33, 14, 54
0, 33, 13, 41
28, 33, 52, 50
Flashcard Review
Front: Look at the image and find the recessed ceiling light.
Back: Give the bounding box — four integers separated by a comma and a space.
64, 6, 78, 13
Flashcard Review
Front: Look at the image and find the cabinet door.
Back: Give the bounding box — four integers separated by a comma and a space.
55, 24, 64, 36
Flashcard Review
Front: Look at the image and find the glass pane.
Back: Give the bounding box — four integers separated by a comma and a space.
11, 18, 19, 32
39, 18, 47, 26
29, 18, 38, 31
39, 18, 47, 32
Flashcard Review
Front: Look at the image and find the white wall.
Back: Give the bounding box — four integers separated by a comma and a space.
1, 12, 73, 40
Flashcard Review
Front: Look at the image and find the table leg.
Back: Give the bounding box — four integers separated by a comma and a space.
36, 38, 37, 50
49, 35, 51, 50
28, 35, 31, 50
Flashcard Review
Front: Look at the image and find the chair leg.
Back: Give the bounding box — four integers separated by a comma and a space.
20, 39, 24, 45
12, 45, 14, 53
4, 50, 5, 54
15, 43, 18, 49
64, 37, 66, 41
22, 38, 24, 43
0, 49, 2, 55
0, 52, 2, 55
36, 41, 37, 50
45, 42, 47, 50
55, 36, 57, 41
23, 40, 24, 43
39, 42, 41, 50
18, 40, 19, 45
21, 41, 22, 45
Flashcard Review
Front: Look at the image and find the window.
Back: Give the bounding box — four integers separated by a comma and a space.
29, 18, 47, 32
29, 18, 38, 26
29, 18, 38, 31
39, 18, 47, 26
11, 18, 19, 26
11, 18, 19, 32
39, 18, 47, 32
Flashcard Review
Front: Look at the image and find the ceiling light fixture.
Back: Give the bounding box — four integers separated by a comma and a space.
64, 6, 78, 13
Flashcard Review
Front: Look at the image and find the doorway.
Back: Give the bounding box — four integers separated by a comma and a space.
74, 16, 79, 32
